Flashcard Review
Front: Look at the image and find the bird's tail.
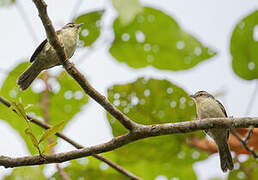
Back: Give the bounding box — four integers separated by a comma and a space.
17, 62, 42, 91
218, 142, 234, 172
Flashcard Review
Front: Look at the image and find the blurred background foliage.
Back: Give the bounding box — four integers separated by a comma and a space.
0, 0, 258, 179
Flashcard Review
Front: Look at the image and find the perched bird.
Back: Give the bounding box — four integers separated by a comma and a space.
17, 22, 82, 90
190, 91, 233, 172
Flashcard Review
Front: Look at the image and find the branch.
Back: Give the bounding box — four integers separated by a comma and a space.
0, 114, 258, 167
0, 96, 142, 180
230, 127, 258, 158
244, 126, 254, 144
31, 0, 137, 131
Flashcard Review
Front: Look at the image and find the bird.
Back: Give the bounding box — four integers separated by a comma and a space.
190, 91, 234, 172
17, 22, 83, 91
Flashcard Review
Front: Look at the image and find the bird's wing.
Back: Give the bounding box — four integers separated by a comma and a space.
30, 39, 48, 62
30, 30, 62, 63
216, 99, 230, 139
216, 99, 228, 117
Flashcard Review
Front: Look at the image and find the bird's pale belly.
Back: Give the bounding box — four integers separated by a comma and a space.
196, 98, 228, 141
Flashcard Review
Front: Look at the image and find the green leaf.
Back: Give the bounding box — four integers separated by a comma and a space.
105, 138, 206, 179
110, 7, 216, 71
106, 77, 207, 179
3, 166, 47, 180
112, 0, 143, 26
42, 141, 57, 153
75, 10, 104, 47
0, 0, 15, 6
25, 128, 39, 149
107, 77, 196, 135
0, 62, 88, 154
228, 156, 258, 180
39, 121, 64, 144
230, 10, 258, 80
52, 158, 126, 180
9, 100, 27, 121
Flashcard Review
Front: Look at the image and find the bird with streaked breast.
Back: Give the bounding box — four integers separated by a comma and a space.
17, 22, 83, 91
190, 91, 233, 172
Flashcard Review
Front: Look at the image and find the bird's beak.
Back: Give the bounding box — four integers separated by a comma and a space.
189, 94, 194, 98
77, 23, 84, 28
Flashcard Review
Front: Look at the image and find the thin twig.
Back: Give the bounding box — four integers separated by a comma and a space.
230, 127, 258, 158
42, 71, 71, 180
0, 96, 142, 180
16, 0, 39, 45
42, 70, 50, 124
56, 164, 71, 180
244, 126, 254, 144
93, 154, 141, 180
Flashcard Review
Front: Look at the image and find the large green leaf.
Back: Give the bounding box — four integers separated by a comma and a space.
75, 10, 104, 47
52, 157, 126, 180
230, 10, 258, 80
107, 77, 196, 135
0, 0, 15, 6
0, 62, 88, 154
106, 77, 207, 179
110, 7, 216, 71
112, 0, 143, 26
3, 166, 47, 180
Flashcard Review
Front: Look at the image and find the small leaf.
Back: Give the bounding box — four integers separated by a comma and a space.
39, 121, 64, 144
9, 100, 27, 121
42, 142, 57, 153
25, 128, 39, 149
16, 101, 27, 120
24, 104, 33, 110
